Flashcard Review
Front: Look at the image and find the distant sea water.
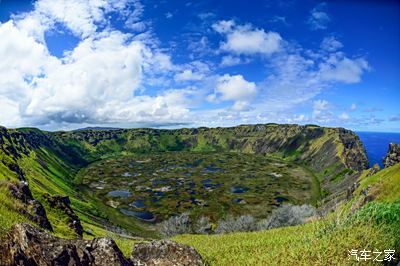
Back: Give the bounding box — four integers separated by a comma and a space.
357, 131, 400, 168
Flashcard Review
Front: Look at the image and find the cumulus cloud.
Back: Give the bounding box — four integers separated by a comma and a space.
14, 0, 143, 39
215, 74, 256, 101
307, 3, 330, 30
0, 1, 374, 129
0, 0, 192, 128
26, 32, 144, 121
207, 74, 256, 111
0, 96, 22, 127
213, 20, 282, 55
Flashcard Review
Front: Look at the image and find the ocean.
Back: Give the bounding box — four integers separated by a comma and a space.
357, 131, 400, 168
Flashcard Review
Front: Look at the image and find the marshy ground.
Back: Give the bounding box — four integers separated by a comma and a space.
78, 152, 320, 224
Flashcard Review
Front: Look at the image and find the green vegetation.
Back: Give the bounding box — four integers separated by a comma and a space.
174, 218, 396, 265
79, 152, 318, 223
173, 163, 400, 265
356, 163, 400, 202
0, 124, 397, 265
0, 184, 30, 232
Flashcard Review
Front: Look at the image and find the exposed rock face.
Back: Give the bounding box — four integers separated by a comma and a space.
0, 223, 132, 266
0, 224, 206, 266
8, 182, 53, 231
365, 163, 380, 177
337, 128, 369, 172
131, 240, 205, 266
53, 124, 368, 173
346, 182, 359, 201
383, 143, 400, 168
45, 194, 83, 237
350, 185, 375, 213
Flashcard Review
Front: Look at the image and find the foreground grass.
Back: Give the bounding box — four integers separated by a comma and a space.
174, 221, 397, 265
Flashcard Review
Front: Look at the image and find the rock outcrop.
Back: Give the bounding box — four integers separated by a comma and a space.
0, 223, 132, 266
8, 182, 53, 231
131, 240, 205, 266
45, 194, 83, 237
349, 185, 375, 213
365, 163, 380, 177
383, 143, 400, 168
0, 223, 206, 266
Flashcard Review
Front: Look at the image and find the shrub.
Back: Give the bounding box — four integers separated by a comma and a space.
159, 204, 316, 236
350, 200, 400, 225
258, 204, 316, 230
215, 215, 256, 234
159, 212, 192, 237
194, 216, 212, 234
350, 201, 400, 248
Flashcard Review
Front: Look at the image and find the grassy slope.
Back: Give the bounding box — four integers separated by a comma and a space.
356, 163, 400, 202
0, 129, 155, 240
173, 163, 400, 265
174, 223, 393, 265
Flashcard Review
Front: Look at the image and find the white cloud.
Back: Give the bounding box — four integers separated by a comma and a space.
220, 55, 242, 67
338, 112, 350, 120
14, 0, 146, 40
207, 74, 256, 111
321, 36, 343, 52
0, 2, 375, 129
152, 53, 173, 71
221, 36, 370, 120
212, 20, 235, 33
122, 0, 147, 31
293, 114, 307, 122
313, 99, 329, 111
319, 55, 370, 83
213, 20, 282, 55
26, 32, 144, 121
174, 70, 204, 81
165, 12, 173, 19
308, 3, 330, 30
0, 1, 192, 128
0, 20, 54, 113
231, 101, 252, 111
313, 99, 329, 116
256, 53, 323, 110
0, 96, 22, 127
350, 103, 357, 111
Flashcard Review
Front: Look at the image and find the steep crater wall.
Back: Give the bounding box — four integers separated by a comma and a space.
52, 124, 369, 195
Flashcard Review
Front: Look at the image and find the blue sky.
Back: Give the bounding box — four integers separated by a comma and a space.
0, 0, 399, 132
